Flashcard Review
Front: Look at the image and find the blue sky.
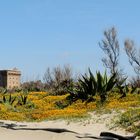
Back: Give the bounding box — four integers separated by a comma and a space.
0, 0, 140, 81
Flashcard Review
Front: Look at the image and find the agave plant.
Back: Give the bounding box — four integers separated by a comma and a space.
16, 94, 34, 109
118, 84, 137, 97
67, 69, 117, 104
96, 71, 117, 103
1, 94, 16, 105
0, 87, 7, 94
18, 94, 28, 105
115, 77, 127, 98
115, 77, 137, 98
67, 69, 97, 104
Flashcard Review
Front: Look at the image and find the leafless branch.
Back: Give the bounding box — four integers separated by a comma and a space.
99, 27, 120, 75
124, 39, 140, 75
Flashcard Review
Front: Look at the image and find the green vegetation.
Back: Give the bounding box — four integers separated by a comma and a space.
0, 91, 139, 136
0, 94, 16, 106
67, 69, 116, 104
116, 108, 140, 136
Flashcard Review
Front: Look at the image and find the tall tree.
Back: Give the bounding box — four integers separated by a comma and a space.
99, 27, 127, 97
99, 27, 120, 76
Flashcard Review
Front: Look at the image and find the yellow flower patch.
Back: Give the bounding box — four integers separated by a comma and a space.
0, 92, 139, 121
31, 108, 86, 121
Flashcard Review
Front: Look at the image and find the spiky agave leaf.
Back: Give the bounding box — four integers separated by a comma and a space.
23, 96, 28, 105
95, 71, 117, 103
3, 95, 6, 103
10, 97, 16, 105
9, 94, 12, 103
106, 73, 116, 91
89, 69, 97, 94
131, 86, 137, 94
103, 70, 107, 86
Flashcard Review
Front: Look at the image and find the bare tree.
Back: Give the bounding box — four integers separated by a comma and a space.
53, 64, 73, 87
43, 68, 54, 88
124, 39, 140, 75
53, 66, 64, 87
63, 64, 73, 81
99, 27, 128, 97
99, 27, 120, 75
43, 65, 73, 94
129, 76, 140, 88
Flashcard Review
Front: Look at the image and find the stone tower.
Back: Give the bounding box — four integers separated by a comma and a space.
0, 68, 21, 89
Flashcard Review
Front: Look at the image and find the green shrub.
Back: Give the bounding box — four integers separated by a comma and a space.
0, 87, 7, 94
0, 94, 16, 106
116, 108, 140, 136
96, 71, 116, 103
67, 69, 97, 104
67, 69, 116, 104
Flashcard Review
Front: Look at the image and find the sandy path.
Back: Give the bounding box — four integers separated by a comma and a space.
0, 112, 134, 140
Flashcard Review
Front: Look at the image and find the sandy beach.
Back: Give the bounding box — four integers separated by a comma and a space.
0, 112, 134, 140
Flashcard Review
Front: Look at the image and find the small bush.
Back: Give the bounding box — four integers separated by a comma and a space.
55, 100, 69, 109
116, 108, 140, 136
0, 94, 16, 106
